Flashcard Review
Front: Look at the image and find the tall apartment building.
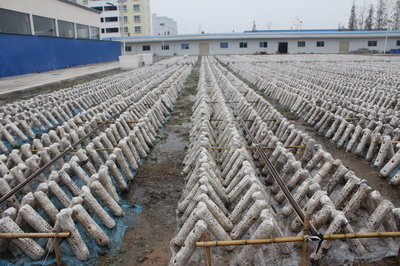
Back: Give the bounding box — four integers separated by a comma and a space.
74, 0, 152, 38
152, 14, 177, 35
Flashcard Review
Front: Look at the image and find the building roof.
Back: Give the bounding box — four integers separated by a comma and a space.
107, 29, 400, 42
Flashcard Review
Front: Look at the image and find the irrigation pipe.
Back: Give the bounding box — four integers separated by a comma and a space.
196, 232, 400, 247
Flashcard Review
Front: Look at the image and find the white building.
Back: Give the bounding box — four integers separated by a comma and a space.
0, 0, 101, 39
75, 0, 152, 39
152, 14, 177, 36
110, 30, 400, 56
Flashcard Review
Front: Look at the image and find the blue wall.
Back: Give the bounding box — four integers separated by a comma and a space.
0, 33, 121, 78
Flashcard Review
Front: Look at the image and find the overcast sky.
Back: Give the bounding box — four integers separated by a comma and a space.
151, 0, 379, 34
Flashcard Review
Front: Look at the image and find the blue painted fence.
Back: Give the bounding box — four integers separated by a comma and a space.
0, 33, 121, 78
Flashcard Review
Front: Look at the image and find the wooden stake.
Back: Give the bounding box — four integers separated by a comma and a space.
0, 232, 70, 238
396, 246, 400, 265
302, 217, 310, 266
53, 231, 62, 266
204, 233, 211, 266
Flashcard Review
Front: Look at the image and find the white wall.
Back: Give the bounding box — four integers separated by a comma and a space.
1, 0, 100, 27
123, 36, 399, 56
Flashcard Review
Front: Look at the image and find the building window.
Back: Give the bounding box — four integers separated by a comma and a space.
92, 6, 103, 11
104, 5, 117, 11
220, 42, 228, 48
123, 16, 128, 22
105, 17, 118, 22
181, 43, 189, 49
83, 0, 88, 3
105, 28, 119, 33
259, 42, 268, 48
240, 42, 248, 48
76, 24, 89, 39
397, 40, 400, 46
90, 26, 100, 39
33, 15, 56, 36
0, 8, 31, 35
134, 15, 141, 22
122, 5, 127, 11
58, 20, 74, 38
135, 26, 141, 32
125, 46, 132, 52
143, 45, 150, 51
317, 41, 325, 47
133, 4, 140, 11
368, 41, 377, 46
124, 26, 128, 33
298, 41, 306, 47
162, 45, 170, 50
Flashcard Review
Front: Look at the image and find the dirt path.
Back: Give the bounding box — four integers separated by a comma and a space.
98, 60, 200, 266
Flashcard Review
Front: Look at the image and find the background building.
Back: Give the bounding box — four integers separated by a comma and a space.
111, 30, 400, 56
152, 14, 177, 36
0, 0, 120, 77
0, 0, 101, 39
75, 0, 152, 39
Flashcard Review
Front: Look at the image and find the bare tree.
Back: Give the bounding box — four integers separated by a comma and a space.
393, 0, 400, 29
376, 0, 388, 29
348, 2, 357, 30
365, 4, 375, 30
358, 0, 368, 29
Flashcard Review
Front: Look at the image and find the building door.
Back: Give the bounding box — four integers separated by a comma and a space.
339, 41, 349, 53
278, 42, 288, 54
199, 43, 209, 55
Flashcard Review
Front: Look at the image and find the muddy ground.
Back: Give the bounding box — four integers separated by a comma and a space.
97, 63, 200, 266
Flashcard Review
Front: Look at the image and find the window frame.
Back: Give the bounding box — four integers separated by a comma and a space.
316, 41, 325, 47
368, 40, 377, 47
259, 42, 268, 48
142, 45, 151, 51
162, 44, 170, 50
134, 15, 141, 22
220, 42, 228, 48
181, 43, 189, 49
239, 42, 248, 48
134, 26, 141, 33
298, 41, 306, 47
133, 4, 140, 11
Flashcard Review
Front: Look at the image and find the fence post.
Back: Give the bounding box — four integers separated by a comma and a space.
302, 217, 310, 266
204, 233, 211, 266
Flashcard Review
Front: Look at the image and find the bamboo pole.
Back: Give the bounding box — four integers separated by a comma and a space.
0, 232, 71, 238
53, 230, 63, 266
204, 233, 211, 266
331, 118, 360, 121
302, 217, 310, 266
210, 145, 305, 150
196, 232, 400, 247
31, 148, 115, 152
75, 121, 139, 124
378, 141, 400, 144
